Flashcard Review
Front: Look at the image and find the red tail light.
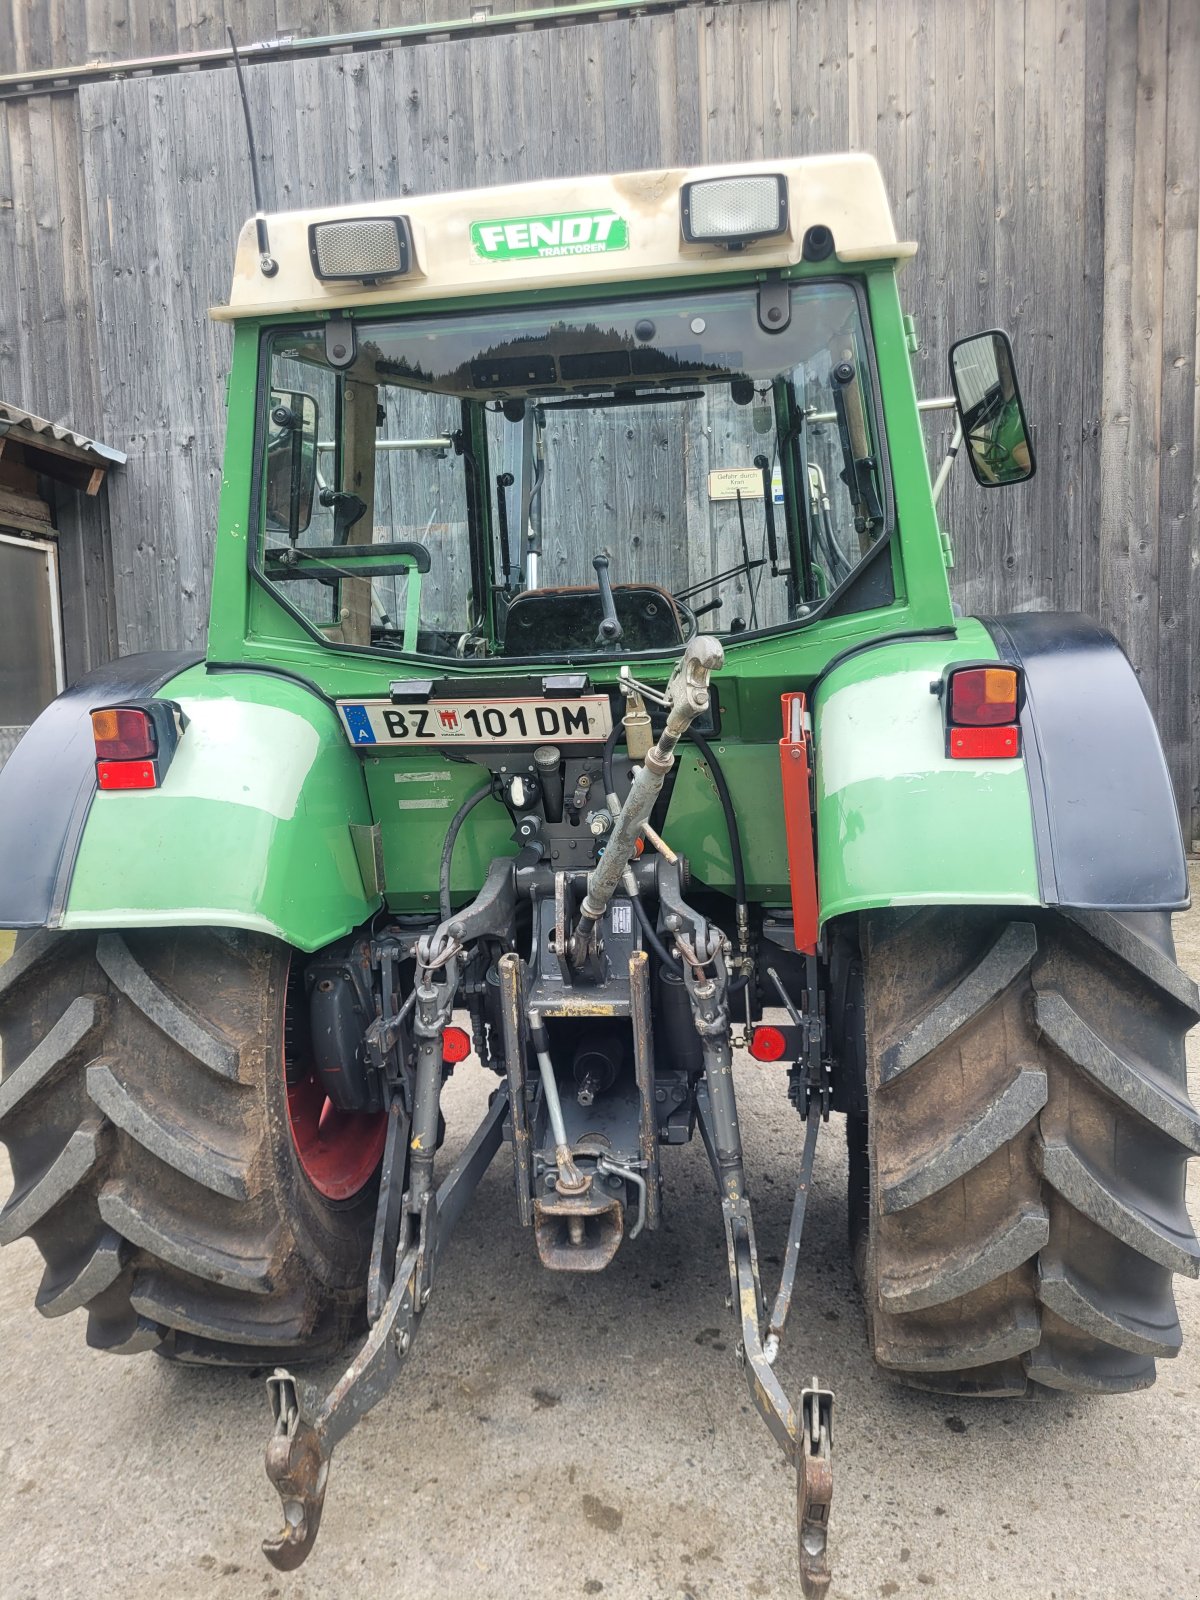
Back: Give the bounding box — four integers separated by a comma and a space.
947, 666, 1019, 726
942, 664, 1022, 760
92, 707, 156, 761
441, 1026, 472, 1064
90, 700, 182, 790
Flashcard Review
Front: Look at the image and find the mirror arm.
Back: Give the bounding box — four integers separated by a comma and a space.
931, 419, 963, 506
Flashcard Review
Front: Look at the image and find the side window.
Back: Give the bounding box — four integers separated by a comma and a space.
371, 385, 473, 644
793, 316, 886, 599
266, 348, 339, 626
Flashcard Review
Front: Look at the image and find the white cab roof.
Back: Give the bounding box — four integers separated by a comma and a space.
212, 153, 914, 322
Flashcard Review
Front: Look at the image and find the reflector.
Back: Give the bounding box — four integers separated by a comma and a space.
750, 1025, 789, 1062
92, 706, 156, 761
441, 1026, 472, 1064
681, 175, 788, 245
96, 759, 158, 791
948, 725, 1020, 760
309, 217, 411, 281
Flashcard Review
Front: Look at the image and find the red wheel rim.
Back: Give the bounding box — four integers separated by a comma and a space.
282, 958, 386, 1201
286, 1070, 387, 1201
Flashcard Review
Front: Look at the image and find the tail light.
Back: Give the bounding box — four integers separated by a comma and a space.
91, 701, 182, 790
940, 664, 1023, 760
947, 666, 1020, 726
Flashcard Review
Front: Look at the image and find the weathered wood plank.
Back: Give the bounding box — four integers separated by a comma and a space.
1079, 0, 1108, 623
936, 0, 995, 619
1158, 0, 1200, 841
1100, 0, 1168, 711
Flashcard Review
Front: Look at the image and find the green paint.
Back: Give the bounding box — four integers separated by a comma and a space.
63, 665, 379, 952
470, 210, 629, 262
63, 244, 1044, 943
813, 623, 1041, 923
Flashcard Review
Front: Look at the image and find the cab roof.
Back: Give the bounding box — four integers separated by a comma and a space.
212, 154, 915, 322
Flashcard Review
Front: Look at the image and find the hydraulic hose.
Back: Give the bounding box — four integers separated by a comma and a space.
687, 728, 751, 994
439, 783, 494, 923
629, 881, 683, 977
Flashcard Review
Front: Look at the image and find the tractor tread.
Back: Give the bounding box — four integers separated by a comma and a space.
130, 1270, 313, 1347
0, 994, 106, 1126
1034, 990, 1200, 1152
879, 1065, 1047, 1213
878, 1203, 1050, 1313
1, 929, 377, 1366
34, 1227, 126, 1318
86, 1057, 251, 1200
0, 929, 63, 1004
878, 921, 1037, 1084
86, 1305, 167, 1355
98, 1182, 277, 1294
1022, 1339, 1156, 1395
1060, 909, 1200, 1017
96, 932, 242, 1081
863, 907, 1199, 1397
0, 1116, 108, 1245
1037, 1139, 1200, 1278
875, 1291, 1040, 1372
1036, 1249, 1182, 1358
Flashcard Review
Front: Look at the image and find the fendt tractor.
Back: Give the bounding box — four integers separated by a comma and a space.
1, 151, 1197, 1594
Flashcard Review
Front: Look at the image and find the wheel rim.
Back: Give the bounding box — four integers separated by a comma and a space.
283, 963, 386, 1202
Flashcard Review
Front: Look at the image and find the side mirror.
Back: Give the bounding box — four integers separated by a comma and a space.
948, 330, 1035, 487
265, 389, 319, 539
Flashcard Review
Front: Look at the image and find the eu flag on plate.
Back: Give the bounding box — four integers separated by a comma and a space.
342, 704, 376, 745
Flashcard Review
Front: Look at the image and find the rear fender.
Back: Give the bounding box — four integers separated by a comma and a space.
812, 616, 1188, 928
813, 623, 1040, 924
0, 660, 379, 953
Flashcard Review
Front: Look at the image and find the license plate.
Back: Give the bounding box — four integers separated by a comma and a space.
338, 695, 614, 747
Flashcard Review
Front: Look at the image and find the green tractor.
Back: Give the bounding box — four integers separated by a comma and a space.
1, 153, 1195, 1594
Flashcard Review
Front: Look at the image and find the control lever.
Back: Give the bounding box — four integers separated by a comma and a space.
592, 554, 623, 647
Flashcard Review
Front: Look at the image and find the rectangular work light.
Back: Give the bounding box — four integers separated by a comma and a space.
680, 174, 788, 246
308, 217, 413, 282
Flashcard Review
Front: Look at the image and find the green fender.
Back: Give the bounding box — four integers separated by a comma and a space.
813, 621, 1041, 924
62, 664, 380, 952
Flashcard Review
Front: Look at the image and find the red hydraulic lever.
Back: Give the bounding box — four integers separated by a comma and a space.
779, 692, 819, 956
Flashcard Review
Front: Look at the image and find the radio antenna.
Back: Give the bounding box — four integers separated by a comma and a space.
227, 29, 278, 278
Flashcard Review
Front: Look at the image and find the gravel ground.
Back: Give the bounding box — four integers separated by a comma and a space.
1, 875, 1198, 1600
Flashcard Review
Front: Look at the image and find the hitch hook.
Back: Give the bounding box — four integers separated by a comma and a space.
797, 1380, 834, 1597
263, 1372, 330, 1572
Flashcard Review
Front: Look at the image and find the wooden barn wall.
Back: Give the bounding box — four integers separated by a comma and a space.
0, 2, 596, 74
0, 0, 1196, 838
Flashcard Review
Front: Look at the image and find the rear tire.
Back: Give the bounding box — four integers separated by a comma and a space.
858, 907, 1200, 1395
0, 928, 379, 1365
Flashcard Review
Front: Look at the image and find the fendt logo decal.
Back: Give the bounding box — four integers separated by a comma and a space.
470, 210, 629, 262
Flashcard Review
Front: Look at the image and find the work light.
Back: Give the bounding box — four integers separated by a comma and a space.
680, 174, 788, 246
308, 217, 413, 281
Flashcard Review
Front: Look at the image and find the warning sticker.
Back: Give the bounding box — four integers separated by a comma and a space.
708, 468, 765, 501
